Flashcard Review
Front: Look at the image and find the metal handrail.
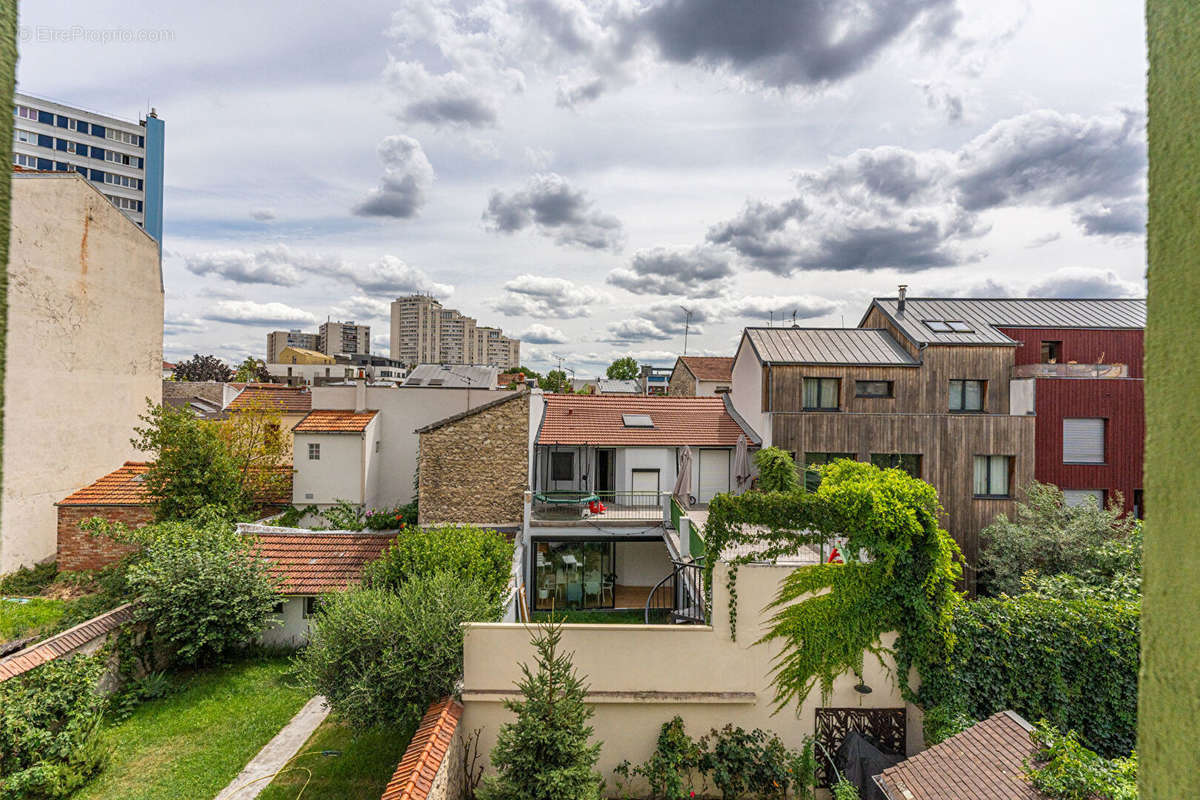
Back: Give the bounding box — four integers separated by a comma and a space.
644, 559, 706, 625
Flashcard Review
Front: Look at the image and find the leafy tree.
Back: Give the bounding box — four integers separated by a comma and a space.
753, 446, 800, 493
479, 623, 603, 800
118, 514, 281, 665
132, 402, 245, 521
172, 353, 234, 382
979, 482, 1139, 597
538, 369, 573, 394
0, 655, 107, 799
233, 356, 271, 383
605, 356, 639, 381
364, 524, 514, 606
296, 573, 498, 730
216, 396, 291, 504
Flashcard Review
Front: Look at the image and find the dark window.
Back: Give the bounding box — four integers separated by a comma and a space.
805, 452, 855, 466
973, 455, 1012, 498
36, 157, 52, 171
91, 123, 106, 138
91, 146, 105, 160
949, 379, 985, 412
871, 453, 922, 478
37, 110, 53, 125
271, 602, 285, 614
1041, 340, 1063, 363
803, 377, 840, 410
303, 597, 321, 618
1134, 489, 1144, 520
54, 138, 67, 152
37, 133, 52, 148
76, 121, 89, 135
855, 380, 894, 398
55, 115, 69, 128
550, 451, 574, 482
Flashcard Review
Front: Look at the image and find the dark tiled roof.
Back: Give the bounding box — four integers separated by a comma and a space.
381, 697, 463, 800
537, 395, 750, 446
678, 356, 734, 381
0, 603, 138, 682
228, 385, 312, 414
292, 409, 379, 433
867, 298, 1147, 347
875, 712, 1047, 800
57, 462, 293, 507
745, 327, 919, 366
249, 531, 398, 594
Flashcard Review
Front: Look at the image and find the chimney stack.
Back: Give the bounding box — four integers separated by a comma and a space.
897, 284, 908, 315
355, 378, 367, 413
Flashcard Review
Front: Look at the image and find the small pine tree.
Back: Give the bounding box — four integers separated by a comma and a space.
479, 623, 603, 800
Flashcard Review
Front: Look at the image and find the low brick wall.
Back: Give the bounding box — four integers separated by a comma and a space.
0, 602, 139, 684
56, 505, 150, 571
381, 697, 464, 800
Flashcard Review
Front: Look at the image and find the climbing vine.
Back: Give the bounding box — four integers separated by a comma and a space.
701, 458, 963, 708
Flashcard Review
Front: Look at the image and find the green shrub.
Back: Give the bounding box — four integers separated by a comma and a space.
832, 778, 861, 800
0, 654, 107, 798
698, 724, 814, 800
364, 503, 414, 530
1026, 722, 1137, 800
753, 447, 800, 493
919, 593, 1139, 758
0, 561, 58, 595
320, 500, 366, 531
633, 717, 703, 799
123, 518, 281, 666
296, 573, 498, 730
479, 623, 603, 800
364, 524, 514, 605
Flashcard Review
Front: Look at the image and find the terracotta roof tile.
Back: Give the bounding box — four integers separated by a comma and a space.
293, 409, 379, 433
678, 356, 734, 382
249, 531, 398, 594
537, 395, 750, 446
228, 386, 313, 414
381, 697, 463, 800
875, 712, 1047, 800
0, 603, 138, 683
58, 461, 293, 507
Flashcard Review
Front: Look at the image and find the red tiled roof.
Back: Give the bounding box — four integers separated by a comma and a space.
381, 697, 463, 800
293, 409, 379, 433
249, 531, 398, 594
0, 603, 138, 683
228, 385, 312, 414
875, 712, 1047, 800
537, 395, 749, 446
679, 356, 734, 382
163, 360, 176, 370
58, 462, 293, 507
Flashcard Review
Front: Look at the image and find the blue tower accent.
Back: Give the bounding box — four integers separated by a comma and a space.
142, 112, 165, 245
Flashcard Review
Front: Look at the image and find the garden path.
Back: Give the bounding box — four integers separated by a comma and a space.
213, 694, 330, 800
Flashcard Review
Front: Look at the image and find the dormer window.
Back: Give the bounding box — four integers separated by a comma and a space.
622, 413, 654, 428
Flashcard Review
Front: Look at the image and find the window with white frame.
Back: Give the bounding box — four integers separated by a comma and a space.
105, 149, 133, 166
308, 442, 320, 460
13, 153, 36, 168
105, 195, 139, 211
14, 129, 36, 145
106, 128, 140, 146
973, 455, 1012, 497
803, 377, 840, 410
1063, 418, 1106, 464
15, 105, 37, 121
104, 172, 137, 189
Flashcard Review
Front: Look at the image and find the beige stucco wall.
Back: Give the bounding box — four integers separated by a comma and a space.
462, 562, 921, 793
2, 175, 163, 572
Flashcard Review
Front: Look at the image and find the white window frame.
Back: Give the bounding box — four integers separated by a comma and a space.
308, 442, 321, 461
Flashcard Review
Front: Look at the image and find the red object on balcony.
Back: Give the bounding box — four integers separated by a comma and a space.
827, 547, 843, 564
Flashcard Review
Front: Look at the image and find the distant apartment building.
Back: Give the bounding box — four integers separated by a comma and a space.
390, 295, 520, 369
319, 320, 370, 356
267, 330, 321, 362
13, 92, 165, 242
2, 172, 163, 572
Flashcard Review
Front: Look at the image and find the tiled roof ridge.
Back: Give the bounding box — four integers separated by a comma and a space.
0, 602, 139, 683
381, 697, 463, 800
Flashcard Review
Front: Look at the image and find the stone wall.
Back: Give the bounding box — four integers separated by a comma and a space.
56, 505, 149, 571
418, 393, 529, 526
668, 367, 696, 397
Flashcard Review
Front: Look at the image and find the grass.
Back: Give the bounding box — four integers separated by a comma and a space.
0, 596, 68, 641
71, 655, 310, 800
258, 716, 417, 800
532, 608, 660, 624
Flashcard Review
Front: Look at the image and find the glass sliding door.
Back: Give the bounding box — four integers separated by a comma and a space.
533, 539, 615, 611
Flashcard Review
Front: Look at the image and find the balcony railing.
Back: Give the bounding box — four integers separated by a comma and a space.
1012, 362, 1129, 379
532, 490, 666, 523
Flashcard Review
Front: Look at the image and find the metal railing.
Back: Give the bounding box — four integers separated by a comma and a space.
532, 490, 666, 522
1012, 362, 1129, 379
644, 559, 707, 625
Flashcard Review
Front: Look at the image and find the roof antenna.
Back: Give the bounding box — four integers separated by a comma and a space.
679, 305, 693, 355
769, 310, 774, 327
792, 309, 798, 327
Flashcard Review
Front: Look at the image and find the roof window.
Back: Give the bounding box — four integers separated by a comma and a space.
923, 319, 973, 333
621, 413, 654, 428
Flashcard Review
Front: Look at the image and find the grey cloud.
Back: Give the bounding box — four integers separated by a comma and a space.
603, 318, 674, 343
250, 208, 277, 221
205, 300, 318, 327
518, 323, 570, 344
915, 80, 964, 122
607, 246, 733, 297
403, 95, 498, 127
632, 0, 959, 89
184, 244, 341, 286
1028, 268, 1142, 299
1073, 200, 1145, 236
353, 135, 435, 219
610, 293, 838, 343
495, 274, 604, 319
556, 77, 607, 108
483, 173, 624, 251
1026, 232, 1062, 248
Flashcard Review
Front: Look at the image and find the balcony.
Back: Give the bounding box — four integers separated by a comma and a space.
1012, 362, 1129, 379
531, 490, 667, 525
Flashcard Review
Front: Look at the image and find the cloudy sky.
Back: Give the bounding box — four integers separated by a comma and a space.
17, 0, 1147, 374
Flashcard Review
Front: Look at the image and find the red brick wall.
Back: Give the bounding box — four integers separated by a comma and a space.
56, 506, 151, 571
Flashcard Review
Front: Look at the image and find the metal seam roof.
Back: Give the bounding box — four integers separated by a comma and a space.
744, 327, 919, 366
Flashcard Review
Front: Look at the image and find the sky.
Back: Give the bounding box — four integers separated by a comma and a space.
16, 0, 1148, 375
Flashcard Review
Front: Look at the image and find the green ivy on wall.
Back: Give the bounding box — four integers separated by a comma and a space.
702, 458, 963, 708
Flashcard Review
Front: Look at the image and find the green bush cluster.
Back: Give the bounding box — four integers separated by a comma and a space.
918, 593, 1139, 758
0, 562, 58, 595
364, 524, 514, 605
0, 655, 107, 799
1026, 722, 1137, 800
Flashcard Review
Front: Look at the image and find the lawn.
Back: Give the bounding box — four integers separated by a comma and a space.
0, 596, 67, 641
532, 608, 661, 624
71, 655, 310, 800
258, 716, 417, 800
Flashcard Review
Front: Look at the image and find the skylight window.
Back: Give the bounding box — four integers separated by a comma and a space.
622, 413, 654, 428
923, 320, 974, 333
923, 320, 952, 332
404, 378, 423, 385
947, 320, 974, 332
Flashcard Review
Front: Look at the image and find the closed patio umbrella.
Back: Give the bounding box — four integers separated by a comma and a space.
734, 434, 753, 491
673, 445, 693, 508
